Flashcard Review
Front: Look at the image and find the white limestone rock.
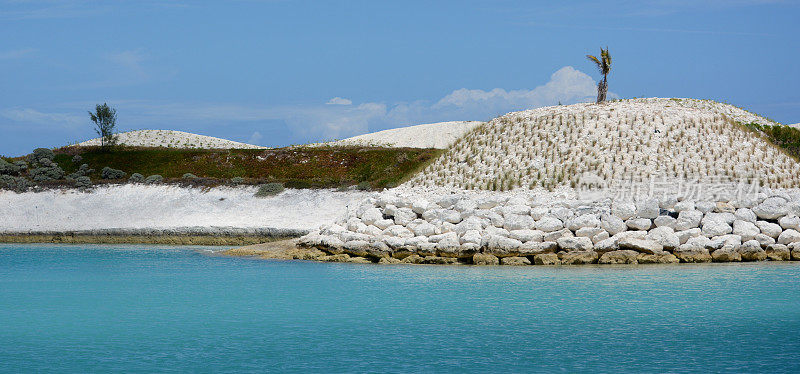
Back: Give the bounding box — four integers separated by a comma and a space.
601, 214, 627, 236
645, 226, 680, 250
636, 199, 660, 219
618, 237, 664, 254
674, 200, 695, 213
556, 236, 594, 252
544, 228, 574, 242
752, 196, 789, 220
626, 218, 652, 231
675, 210, 703, 231
504, 214, 535, 231
696, 201, 715, 214
509, 229, 544, 243
383, 225, 414, 238
575, 227, 604, 238
536, 216, 564, 232
566, 214, 601, 232
592, 230, 610, 244
653, 215, 677, 229
779, 215, 800, 231
374, 219, 394, 230
676, 228, 702, 244
408, 220, 437, 237
361, 207, 383, 226
754, 233, 776, 247
530, 206, 549, 220
702, 219, 733, 237
734, 208, 757, 223
777, 229, 800, 245
611, 202, 636, 220
732, 220, 760, 241
393, 208, 417, 226
756, 221, 783, 239
460, 229, 482, 246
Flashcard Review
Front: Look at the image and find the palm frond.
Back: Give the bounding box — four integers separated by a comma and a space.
586, 55, 602, 73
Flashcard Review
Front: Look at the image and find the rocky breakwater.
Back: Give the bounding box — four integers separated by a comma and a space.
298, 191, 800, 265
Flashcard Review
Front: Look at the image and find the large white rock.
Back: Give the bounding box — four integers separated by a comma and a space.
361, 207, 383, 226
702, 219, 733, 237
756, 221, 783, 239
408, 220, 437, 237
626, 218, 652, 231
474, 209, 504, 227
411, 199, 431, 215
453, 199, 478, 213
460, 229, 482, 245
536, 216, 564, 232
550, 207, 574, 222
734, 208, 757, 224
374, 219, 394, 230
653, 215, 677, 229
676, 228, 702, 244
428, 232, 458, 243
393, 208, 417, 226
674, 200, 695, 212
702, 212, 736, 225
556, 236, 594, 251
575, 227, 604, 238
544, 228, 574, 242
754, 233, 776, 247
636, 199, 660, 219
453, 216, 485, 234
778, 229, 800, 245
732, 220, 760, 241
383, 225, 414, 238
645, 226, 680, 249
487, 235, 523, 252
611, 202, 636, 220
566, 214, 601, 232
696, 201, 715, 214
752, 196, 789, 219
530, 206, 549, 220
503, 204, 530, 216
675, 210, 703, 231
601, 214, 627, 236
618, 237, 664, 254
509, 229, 544, 243
504, 214, 535, 231
779, 215, 800, 231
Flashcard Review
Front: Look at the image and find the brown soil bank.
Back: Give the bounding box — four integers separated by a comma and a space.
0, 228, 305, 246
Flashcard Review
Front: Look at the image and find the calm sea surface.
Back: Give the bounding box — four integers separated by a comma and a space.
1, 243, 799, 373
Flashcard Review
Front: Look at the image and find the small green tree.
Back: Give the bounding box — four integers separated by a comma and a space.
89, 103, 118, 150
586, 47, 612, 103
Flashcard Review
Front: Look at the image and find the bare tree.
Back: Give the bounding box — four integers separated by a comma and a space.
89, 103, 118, 150
586, 47, 612, 103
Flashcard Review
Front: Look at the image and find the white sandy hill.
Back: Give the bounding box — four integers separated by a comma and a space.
75, 130, 267, 149
406, 98, 800, 191
318, 121, 483, 149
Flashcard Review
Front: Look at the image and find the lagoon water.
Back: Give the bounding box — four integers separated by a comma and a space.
1, 244, 799, 373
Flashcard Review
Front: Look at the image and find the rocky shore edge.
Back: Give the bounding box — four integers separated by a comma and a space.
294, 191, 800, 265
0, 227, 307, 246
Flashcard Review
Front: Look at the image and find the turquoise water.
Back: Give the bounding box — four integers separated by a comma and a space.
1, 244, 799, 373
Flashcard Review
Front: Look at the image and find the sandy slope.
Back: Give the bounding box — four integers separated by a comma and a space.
316, 121, 483, 149
407, 98, 800, 191
0, 185, 369, 233
74, 130, 267, 149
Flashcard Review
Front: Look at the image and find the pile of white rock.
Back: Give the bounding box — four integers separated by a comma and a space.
299, 190, 800, 265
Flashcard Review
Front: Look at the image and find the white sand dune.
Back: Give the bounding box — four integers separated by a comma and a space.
315, 121, 483, 149
74, 130, 267, 149
0, 185, 369, 233
407, 98, 800, 191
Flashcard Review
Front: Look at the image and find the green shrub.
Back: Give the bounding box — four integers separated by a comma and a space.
29, 163, 65, 182
72, 155, 83, 163
74, 176, 92, 189
0, 175, 30, 192
101, 167, 127, 180
28, 148, 54, 164
145, 175, 163, 184
129, 173, 145, 183
182, 173, 198, 179
255, 182, 284, 197
67, 164, 94, 180
356, 181, 371, 191
231, 177, 245, 184
0, 159, 25, 176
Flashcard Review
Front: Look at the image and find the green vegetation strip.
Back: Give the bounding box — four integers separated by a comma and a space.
2, 145, 441, 190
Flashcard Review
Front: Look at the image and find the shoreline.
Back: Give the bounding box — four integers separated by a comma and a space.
0, 228, 305, 246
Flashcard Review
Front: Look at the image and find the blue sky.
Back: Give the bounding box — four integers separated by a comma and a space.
1, 0, 799, 156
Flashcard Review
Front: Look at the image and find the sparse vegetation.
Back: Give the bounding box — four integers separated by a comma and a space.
255, 182, 285, 197
89, 103, 118, 150
101, 167, 127, 180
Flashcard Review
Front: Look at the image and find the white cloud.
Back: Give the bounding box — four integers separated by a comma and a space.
326, 97, 353, 105
1, 108, 83, 128
247, 131, 263, 145
2, 66, 603, 143
105, 49, 149, 79
0, 48, 35, 60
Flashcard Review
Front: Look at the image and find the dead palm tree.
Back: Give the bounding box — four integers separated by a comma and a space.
586, 47, 611, 103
